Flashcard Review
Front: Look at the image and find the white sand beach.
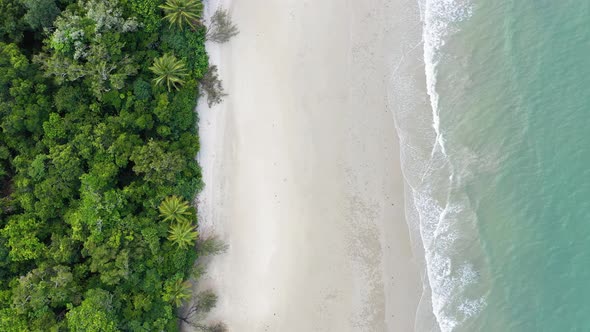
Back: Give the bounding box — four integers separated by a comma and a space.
196, 0, 423, 330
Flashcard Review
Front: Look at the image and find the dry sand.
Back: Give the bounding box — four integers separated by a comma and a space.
196, 0, 423, 331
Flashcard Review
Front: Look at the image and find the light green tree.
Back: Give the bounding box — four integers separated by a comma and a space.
129, 140, 185, 185
168, 220, 198, 249
159, 0, 203, 30
66, 289, 119, 332
0, 308, 27, 331
149, 53, 188, 91
163, 278, 192, 307
2, 215, 44, 261
159, 195, 192, 222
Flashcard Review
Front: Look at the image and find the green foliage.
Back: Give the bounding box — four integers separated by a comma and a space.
22, 0, 60, 30
159, 0, 203, 30
127, 0, 162, 33
168, 220, 198, 249
0, 43, 50, 142
66, 289, 119, 331
133, 78, 152, 100
0, 1, 25, 42
163, 278, 192, 307
150, 53, 189, 91
2, 215, 44, 261
160, 25, 208, 78
0, 42, 28, 90
0, 0, 216, 330
130, 139, 186, 185
159, 195, 192, 222
0, 308, 28, 331
36, 0, 139, 97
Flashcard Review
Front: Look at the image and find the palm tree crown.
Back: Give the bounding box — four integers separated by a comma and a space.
149, 54, 188, 91
168, 220, 199, 249
159, 195, 192, 223
164, 279, 192, 307
159, 0, 204, 30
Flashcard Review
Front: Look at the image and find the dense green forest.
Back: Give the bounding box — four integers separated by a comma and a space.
0, 0, 231, 330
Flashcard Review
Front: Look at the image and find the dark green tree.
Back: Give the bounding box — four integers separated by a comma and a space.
0, 1, 25, 42
0, 0, 222, 329
21, 0, 60, 30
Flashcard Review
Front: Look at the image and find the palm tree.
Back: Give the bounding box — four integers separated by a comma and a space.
159, 0, 203, 30
164, 279, 192, 307
159, 195, 192, 223
149, 54, 189, 91
168, 220, 199, 249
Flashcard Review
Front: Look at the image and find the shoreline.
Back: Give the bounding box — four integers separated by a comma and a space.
196, 0, 423, 330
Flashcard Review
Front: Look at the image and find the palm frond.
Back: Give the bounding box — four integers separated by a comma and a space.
149, 54, 189, 91
159, 0, 204, 30
168, 220, 198, 249
164, 279, 192, 307
159, 195, 192, 222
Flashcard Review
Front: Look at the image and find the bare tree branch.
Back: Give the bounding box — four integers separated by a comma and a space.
199, 65, 227, 107
206, 8, 239, 43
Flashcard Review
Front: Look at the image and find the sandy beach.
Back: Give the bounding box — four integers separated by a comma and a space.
196, 0, 423, 330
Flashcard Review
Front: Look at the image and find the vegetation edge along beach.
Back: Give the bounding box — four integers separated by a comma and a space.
0, 0, 236, 330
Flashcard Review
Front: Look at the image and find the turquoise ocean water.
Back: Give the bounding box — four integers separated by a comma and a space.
403, 1, 590, 331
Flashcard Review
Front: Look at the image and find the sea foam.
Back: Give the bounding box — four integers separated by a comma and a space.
420, 0, 472, 157
408, 0, 490, 331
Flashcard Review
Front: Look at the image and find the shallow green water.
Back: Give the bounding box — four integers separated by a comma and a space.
411, 1, 590, 330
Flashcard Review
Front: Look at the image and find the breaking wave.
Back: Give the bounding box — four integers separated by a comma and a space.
392, 0, 492, 331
